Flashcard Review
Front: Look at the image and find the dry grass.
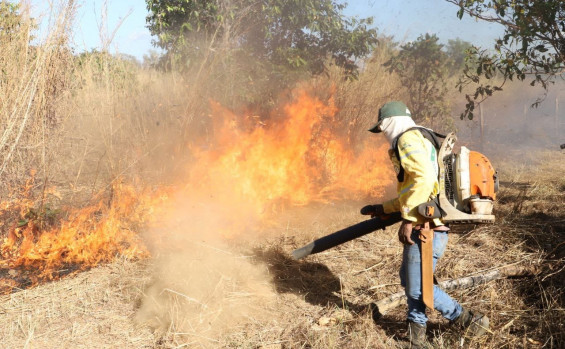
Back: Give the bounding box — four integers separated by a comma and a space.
0, 258, 156, 349
2, 150, 563, 349
0, 1, 74, 193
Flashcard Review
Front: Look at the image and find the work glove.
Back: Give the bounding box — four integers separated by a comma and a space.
398, 220, 414, 245
360, 204, 384, 217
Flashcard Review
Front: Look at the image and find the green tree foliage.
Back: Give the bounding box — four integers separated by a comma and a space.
385, 34, 450, 127
75, 50, 139, 90
445, 38, 473, 75
145, 0, 378, 78
447, 0, 565, 119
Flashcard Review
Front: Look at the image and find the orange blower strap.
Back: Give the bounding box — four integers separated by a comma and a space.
420, 223, 434, 310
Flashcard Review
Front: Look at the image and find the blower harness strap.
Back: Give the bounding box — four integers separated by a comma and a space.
392, 127, 446, 183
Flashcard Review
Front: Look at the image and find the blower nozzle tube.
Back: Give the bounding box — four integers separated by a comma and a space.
291, 212, 402, 260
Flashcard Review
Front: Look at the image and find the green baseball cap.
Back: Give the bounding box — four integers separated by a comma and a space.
369, 101, 412, 133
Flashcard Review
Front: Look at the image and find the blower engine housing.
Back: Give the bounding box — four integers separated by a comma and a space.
439, 133, 497, 223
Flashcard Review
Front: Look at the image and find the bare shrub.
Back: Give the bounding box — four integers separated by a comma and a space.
0, 1, 75, 193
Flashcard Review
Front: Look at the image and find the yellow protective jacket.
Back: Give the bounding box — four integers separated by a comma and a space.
382, 129, 443, 226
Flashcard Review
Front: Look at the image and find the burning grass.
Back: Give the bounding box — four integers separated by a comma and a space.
0, 180, 169, 293
1, 2, 562, 347
0, 92, 563, 347
0, 88, 393, 292
4, 172, 560, 349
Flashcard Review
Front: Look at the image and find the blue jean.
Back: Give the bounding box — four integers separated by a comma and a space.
399, 230, 462, 324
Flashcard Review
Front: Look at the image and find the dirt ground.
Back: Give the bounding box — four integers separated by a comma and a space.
0, 149, 564, 349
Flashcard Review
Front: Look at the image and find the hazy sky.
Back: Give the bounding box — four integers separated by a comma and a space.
29, 0, 505, 60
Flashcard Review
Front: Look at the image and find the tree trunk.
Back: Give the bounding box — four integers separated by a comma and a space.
373, 265, 539, 317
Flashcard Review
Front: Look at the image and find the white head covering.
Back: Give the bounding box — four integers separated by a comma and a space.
379, 116, 416, 147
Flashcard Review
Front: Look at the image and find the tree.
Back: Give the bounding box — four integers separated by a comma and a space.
445, 38, 473, 75
142, 49, 163, 69
384, 34, 450, 128
447, 0, 565, 119
145, 0, 378, 78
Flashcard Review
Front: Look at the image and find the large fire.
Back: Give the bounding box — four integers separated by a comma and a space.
0, 88, 393, 293
189, 90, 392, 211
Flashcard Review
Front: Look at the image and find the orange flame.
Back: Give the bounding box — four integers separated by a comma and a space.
0, 182, 171, 291
188, 89, 393, 214
0, 88, 393, 292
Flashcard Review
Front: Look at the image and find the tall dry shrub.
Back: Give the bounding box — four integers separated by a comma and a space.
297, 39, 405, 156
0, 1, 75, 196
312, 36, 462, 154
58, 2, 265, 188
330, 39, 403, 148
61, 55, 197, 190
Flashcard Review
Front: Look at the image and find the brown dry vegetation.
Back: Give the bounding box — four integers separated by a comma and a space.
1, 153, 563, 348
0, 2, 564, 349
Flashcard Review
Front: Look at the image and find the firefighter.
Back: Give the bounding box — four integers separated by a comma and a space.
363, 101, 489, 347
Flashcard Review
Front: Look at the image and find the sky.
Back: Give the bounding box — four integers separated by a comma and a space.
29, 0, 154, 59
28, 0, 505, 61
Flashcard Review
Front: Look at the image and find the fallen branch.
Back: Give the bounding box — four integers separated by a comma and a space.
373, 264, 540, 317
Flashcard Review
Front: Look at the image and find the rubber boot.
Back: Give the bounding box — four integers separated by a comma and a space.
453, 308, 490, 337
399, 321, 428, 349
